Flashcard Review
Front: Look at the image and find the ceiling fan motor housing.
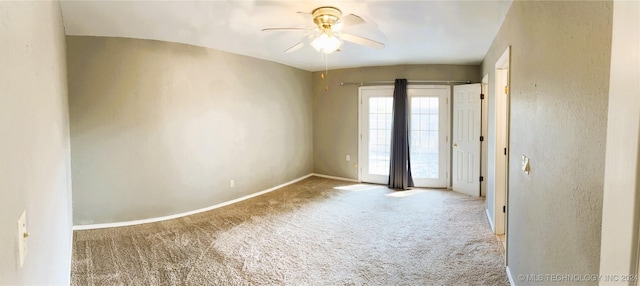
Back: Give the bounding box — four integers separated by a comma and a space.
312, 6, 342, 31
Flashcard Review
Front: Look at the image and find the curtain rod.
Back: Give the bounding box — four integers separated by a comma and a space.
340, 80, 473, 86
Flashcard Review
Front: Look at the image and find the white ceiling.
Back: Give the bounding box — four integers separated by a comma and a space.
60, 0, 512, 72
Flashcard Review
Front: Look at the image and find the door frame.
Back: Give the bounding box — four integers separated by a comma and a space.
357, 85, 451, 188
494, 46, 511, 263
481, 74, 489, 197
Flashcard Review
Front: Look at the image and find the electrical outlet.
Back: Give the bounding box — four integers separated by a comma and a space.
229, 180, 235, 188
346, 155, 350, 161
17, 210, 27, 267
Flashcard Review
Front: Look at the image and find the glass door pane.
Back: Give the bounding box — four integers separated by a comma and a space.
368, 97, 393, 175
410, 97, 440, 179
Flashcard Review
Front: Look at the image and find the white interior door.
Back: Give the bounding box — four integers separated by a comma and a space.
452, 83, 482, 196
359, 86, 449, 188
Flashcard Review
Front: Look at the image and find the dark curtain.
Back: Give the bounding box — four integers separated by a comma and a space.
388, 79, 414, 189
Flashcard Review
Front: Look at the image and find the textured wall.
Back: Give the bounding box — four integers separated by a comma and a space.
67, 37, 313, 225
0, 1, 73, 284
481, 0, 612, 279
313, 65, 480, 180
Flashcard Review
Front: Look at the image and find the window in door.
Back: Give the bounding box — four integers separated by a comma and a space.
359, 87, 394, 184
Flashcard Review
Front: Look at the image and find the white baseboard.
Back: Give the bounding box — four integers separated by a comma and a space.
68, 227, 74, 284
506, 265, 515, 286
486, 208, 496, 233
311, 173, 360, 183
73, 173, 314, 230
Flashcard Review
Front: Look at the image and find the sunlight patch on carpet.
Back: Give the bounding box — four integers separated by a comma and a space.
385, 189, 426, 197
333, 184, 382, 192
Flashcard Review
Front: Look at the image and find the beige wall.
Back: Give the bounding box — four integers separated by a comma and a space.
67, 37, 313, 225
481, 0, 612, 279
599, 0, 640, 282
312, 65, 480, 180
0, 1, 73, 284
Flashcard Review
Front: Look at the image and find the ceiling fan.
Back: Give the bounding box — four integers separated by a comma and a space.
262, 6, 385, 54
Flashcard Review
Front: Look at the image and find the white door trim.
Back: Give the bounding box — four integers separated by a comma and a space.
494, 46, 511, 264
481, 74, 489, 197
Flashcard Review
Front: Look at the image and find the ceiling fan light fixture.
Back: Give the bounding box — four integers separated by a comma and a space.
311, 32, 342, 54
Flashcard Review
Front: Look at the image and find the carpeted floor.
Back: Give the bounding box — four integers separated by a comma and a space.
72, 176, 509, 285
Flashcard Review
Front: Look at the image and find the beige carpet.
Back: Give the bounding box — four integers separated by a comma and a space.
72, 176, 508, 285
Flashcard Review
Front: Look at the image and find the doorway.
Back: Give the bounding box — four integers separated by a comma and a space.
494, 47, 511, 254
358, 85, 450, 188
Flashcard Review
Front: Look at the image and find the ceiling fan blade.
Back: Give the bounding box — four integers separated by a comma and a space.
261, 27, 310, 32
296, 11, 313, 21
285, 42, 305, 53
341, 14, 365, 26
340, 33, 385, 50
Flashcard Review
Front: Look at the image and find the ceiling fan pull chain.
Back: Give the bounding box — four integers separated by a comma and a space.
325, 53, 328, 75
324, 53, 329, 92
320, 52, 326, 79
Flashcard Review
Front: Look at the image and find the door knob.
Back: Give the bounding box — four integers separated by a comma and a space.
452, 143, 458, 147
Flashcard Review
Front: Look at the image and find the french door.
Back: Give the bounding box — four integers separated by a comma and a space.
359, 87, 394, 185
359, 86, 450, 188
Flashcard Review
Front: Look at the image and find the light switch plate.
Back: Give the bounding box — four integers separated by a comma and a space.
17, 210, 27, 267
522, 155, 530, 175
